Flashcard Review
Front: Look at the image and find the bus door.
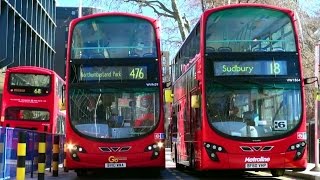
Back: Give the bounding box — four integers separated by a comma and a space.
177, 98, 188, 164
189, 88, 201, 167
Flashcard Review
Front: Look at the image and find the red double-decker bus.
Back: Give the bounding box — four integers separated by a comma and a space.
1, 66, 66, 134
165, 4, 307, 176
65, 12, 165, 176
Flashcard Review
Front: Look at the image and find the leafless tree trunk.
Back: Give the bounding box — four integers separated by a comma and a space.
121, 0, 190, 41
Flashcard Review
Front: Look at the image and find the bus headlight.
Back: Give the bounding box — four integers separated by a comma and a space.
71, 152, 80, 161
144, 142, 163, 160
66, 144, 87, 153
66, 143, 75, 151
287, 141, 306, 160
157, 142, 164, 149
204, 142, 226, 162
66, 143, 87, 161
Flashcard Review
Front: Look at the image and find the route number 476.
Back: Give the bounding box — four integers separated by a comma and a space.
129, 68, 145, 79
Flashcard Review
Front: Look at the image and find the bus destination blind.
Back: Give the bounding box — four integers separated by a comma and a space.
213, 61, 287, 76
80, 66, 147, 81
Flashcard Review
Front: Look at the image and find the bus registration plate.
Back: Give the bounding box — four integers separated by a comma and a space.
105, 163, 126, 168
245, 163, 268, 169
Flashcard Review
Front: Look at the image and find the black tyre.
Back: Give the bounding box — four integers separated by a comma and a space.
189, 147, 195, 169
270, 169, 285, 177
174, 145, 183, 170
76, 169, 87, 177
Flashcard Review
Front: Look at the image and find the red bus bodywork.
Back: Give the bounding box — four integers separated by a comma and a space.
65, 12, 165, 173
1, 66, 65, 134
168, 4, 307, 176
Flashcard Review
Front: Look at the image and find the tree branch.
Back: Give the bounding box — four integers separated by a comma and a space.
146, 4, 175, 18
126, 0, 175, 15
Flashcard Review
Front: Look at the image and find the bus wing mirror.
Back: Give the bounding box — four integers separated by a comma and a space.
59, 100, 66, 111
191, 95, 200, 108
163, 81, 171, 89
304, 77, 318, 85
164, 89, 173, 103
59, 85, 66, 111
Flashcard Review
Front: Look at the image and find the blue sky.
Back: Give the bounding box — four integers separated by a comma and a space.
299, 0, 320, 16
56, 0, 162, 20
56, 0, 320, 16
56, 0, 319, 57
56, 0, 82, 7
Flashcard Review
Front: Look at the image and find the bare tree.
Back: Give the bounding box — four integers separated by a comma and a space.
88, 0, 204, 58
91, 0, 192, 41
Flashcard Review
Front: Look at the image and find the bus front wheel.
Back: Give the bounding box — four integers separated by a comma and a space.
76, 169, 87, 177
270, 169, 285, 177
189, 147, 195, 169
175, 145, 183, 170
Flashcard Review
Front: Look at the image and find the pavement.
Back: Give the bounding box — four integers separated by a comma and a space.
20, 163, 320, 180
12, 149, 320, 179
285, 163, 320, 180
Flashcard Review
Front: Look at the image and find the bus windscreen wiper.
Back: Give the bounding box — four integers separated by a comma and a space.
211, 79, 236, 90
242, 80, 283, 90
70, 83, 121, 89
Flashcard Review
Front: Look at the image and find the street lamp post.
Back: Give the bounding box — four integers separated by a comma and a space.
312, 43, 320, 172
78, 0, 82, 18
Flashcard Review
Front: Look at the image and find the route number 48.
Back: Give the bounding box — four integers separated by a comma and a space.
34, 88, 42, 94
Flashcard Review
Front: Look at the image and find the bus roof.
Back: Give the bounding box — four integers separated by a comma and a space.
6, 66, 65, 81
7, 66, 56, 74
69, 12, 158, 28
203, 3, 294, 17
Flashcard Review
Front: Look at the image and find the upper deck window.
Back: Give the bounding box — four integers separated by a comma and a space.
205, 7, 296, 53
71, 16, 157, 59
10, 73, 50, 88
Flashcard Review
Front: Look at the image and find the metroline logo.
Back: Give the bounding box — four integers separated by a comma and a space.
244, 157, 270, 163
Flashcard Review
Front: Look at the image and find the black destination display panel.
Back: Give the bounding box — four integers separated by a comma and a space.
213, 61, 287, 76
80, 66, 147, 81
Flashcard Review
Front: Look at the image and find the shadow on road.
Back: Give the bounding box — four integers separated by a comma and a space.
74, 168, 164, 179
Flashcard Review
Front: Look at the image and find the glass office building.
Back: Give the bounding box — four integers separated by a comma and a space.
0, 0, 56, 69
55, 7, 102, 78
0, 0, 56, 101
